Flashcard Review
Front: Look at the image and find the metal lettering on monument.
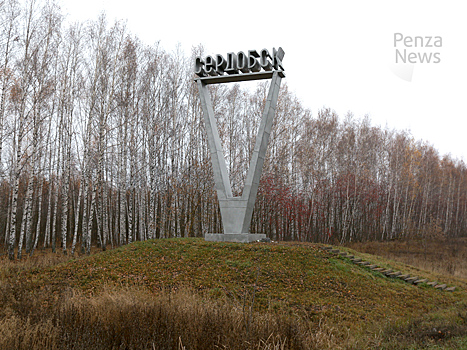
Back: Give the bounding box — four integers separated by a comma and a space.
195, 48, 285, 242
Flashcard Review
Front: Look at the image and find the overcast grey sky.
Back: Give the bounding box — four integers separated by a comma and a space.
60, 0, 467, 161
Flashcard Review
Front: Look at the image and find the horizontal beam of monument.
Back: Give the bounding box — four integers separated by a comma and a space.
194, 70, 285, 85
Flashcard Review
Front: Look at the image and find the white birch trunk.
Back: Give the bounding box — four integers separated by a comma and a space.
50, 177, 59, 253
8, 173, 19, 260
30, 177, 44, 256
71, 178, 83, 255
61, 164, 69, 255
17, 175, 33, 259
86, 172, 97, 255
43, 178, 53, 248
8, 110, 24, 260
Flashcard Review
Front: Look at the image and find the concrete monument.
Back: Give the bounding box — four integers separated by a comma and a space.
194, 48, 285, 242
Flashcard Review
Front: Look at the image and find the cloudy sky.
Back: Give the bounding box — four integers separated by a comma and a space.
60, 0, 467, 161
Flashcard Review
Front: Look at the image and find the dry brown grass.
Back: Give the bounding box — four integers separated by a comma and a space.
1, 240, 466, 349
0, 283, 334, 350
345, 237, 467, 280
0, 250, 69, 275
0, 246, 104, 280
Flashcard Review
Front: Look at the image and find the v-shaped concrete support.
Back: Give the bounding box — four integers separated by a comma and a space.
197, 71, 283, 242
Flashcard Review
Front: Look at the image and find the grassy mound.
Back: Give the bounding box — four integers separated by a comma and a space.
2, 238, 467, 349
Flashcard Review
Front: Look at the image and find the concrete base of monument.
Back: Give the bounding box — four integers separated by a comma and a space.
205, 233, 267, 243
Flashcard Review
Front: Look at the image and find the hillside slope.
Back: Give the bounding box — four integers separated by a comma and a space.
40, 239, 465, 325
5, 238, 467, 349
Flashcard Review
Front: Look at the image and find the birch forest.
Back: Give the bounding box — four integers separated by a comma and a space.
1, 0, 466, 260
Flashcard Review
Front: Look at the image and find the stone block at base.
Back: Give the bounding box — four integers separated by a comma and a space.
205, 233, 267, 243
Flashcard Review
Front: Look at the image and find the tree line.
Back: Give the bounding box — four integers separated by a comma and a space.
1, 0, 466, 259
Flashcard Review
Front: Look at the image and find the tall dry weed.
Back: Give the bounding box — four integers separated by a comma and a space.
0, 316, 58, 350
0, 283, 317, 349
